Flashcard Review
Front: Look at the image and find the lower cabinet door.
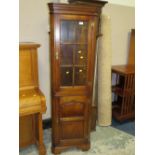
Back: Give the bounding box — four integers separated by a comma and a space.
60, 120, 84, 140
58, 96, 89, 142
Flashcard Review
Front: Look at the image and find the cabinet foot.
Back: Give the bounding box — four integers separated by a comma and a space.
39, 144, 46, 155
52, 142, 90, 154
78, 143, 90, 152
52, 146, 61, 154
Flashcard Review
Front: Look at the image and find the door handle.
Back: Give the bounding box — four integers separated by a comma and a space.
55, 51, 59, 60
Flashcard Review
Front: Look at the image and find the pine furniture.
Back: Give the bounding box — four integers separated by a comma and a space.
48, 1, 107, 154
19, 43, 46, 155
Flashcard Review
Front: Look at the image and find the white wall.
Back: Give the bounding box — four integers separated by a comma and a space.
107, 0, 135, 7
103, 4, 135, 65
19, 0, 135, 119
59, 0, 135, 7
19, 0, 53, 119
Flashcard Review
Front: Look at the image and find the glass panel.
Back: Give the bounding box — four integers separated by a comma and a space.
61, 20, 88, 43
60, 20, 88, 87
61, 21, 76, 43
74, 67, 86, 85
61, 67, 73, 86
60, 45, 74, 65
75, 45, 87, 66
76, 21, 88, 43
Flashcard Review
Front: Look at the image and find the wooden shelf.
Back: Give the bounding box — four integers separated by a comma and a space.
112, 86, 123, 95
112, 86, 124, 97
61, 65, 87, 67
60, 42, 87, 45
112, 86, 134, 97
112, 65, 135, 75
112, 65, 135, 122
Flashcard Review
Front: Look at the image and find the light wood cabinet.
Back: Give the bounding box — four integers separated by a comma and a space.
19, 43, 46, 155
48, 1, 107, 154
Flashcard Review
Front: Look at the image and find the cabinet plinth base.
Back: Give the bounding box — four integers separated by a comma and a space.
52, 142, 90, 154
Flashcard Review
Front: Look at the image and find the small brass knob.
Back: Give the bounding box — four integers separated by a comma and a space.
79, 69, 83, 73
80, 56, 84, 59
78, 50, 82, 54
66, 71, 70, 74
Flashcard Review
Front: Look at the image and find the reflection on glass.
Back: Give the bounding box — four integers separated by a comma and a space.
76, 21, 88, 43
61, 20, 88, 43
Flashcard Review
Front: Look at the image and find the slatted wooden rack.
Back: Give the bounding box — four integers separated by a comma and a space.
112, 65, 135, 121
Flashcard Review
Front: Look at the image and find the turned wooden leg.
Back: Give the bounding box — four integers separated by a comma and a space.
38, 113, 46, 155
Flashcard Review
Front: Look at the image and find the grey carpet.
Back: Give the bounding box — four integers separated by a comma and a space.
20, 126, 135, 155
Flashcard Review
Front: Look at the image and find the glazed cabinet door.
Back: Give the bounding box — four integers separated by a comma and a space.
52, 15, 98, 145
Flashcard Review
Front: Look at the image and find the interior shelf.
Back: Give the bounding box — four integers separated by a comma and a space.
112, 86, 123, 97
60, 42, 87, 45
60, 65, 87, 67
112, 86, 134, 97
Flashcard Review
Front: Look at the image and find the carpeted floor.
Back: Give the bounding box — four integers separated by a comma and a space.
19, 126, 135, 155
112, 119, 135, 136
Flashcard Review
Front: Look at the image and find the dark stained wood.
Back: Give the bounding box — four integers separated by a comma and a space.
48, 3, 105, 16
48, 2, 107, 154
69, 0, 108, 7
112, 65, 135, 75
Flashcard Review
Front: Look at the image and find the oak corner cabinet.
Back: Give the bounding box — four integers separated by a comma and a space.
48, 1, 107, 154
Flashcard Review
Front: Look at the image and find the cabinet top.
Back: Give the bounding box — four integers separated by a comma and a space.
19, 42, 40, 49
69, 0, 108, 6
48, 2, 107, 16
